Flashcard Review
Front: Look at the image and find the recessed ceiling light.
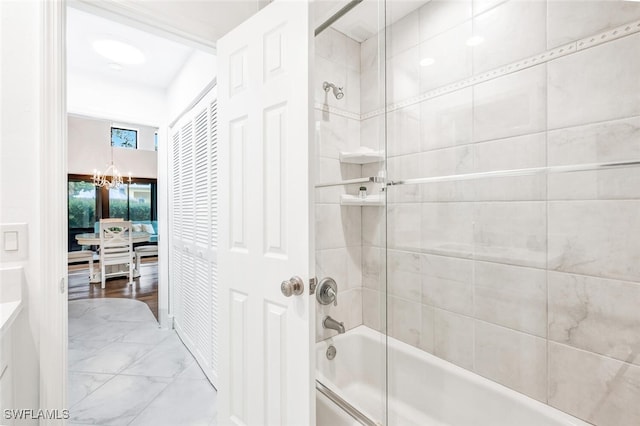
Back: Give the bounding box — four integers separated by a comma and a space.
466, 36, 485, 47
108, 62, 124, 71
92, 39, 146, 65
420, 57, 436, 67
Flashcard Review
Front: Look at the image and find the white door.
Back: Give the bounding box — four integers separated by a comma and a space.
217, 0, 314, 425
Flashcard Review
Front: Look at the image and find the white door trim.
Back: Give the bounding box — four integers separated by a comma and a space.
40, 0, 68, 420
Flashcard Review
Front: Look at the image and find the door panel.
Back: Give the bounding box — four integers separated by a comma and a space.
218, 1, 314, 425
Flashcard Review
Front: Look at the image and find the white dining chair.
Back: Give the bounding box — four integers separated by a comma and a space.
99, 219, 134, 289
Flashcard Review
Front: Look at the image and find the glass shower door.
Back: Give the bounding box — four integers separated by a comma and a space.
383, 0, 640, 425
313, 0, 388, 424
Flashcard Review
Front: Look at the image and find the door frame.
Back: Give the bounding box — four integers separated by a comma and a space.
40, 0, 68, 419
42, 0, 228, 417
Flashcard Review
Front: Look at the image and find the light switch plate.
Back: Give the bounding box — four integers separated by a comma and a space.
4, 231, 18, 251
0, 223, 28, 262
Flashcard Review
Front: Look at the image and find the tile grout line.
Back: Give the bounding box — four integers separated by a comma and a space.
67, 372, 118, 412
125, 374, 182, 426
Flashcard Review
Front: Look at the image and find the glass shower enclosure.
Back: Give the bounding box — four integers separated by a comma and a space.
314, 1, 640, 425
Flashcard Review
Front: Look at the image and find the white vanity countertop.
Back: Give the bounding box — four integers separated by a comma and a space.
0, 266, 23, 337
0, 301, 22, 336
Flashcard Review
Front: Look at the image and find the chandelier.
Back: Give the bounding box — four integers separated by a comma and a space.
93, 148, 131, 189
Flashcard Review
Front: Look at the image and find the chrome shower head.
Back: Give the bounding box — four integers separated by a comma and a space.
323, 81, 344, 100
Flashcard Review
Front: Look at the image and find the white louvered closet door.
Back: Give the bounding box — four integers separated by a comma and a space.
180, 122, 197, 345
209, 99, 218, 378
170, 131, 182, 322
168, 86, 218, 387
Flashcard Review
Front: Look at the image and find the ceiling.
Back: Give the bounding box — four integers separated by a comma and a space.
318, 0, 430, 42
67, 7, 198, 90
66, 0, 428, 91
105, 0, 260, 44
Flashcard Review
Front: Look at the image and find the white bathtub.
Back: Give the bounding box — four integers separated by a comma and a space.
317, 326, 588, 426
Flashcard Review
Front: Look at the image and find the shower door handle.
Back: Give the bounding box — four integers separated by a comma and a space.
281, 276, 304, 297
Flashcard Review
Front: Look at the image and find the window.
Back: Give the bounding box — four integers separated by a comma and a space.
68, 180, 96, 228
129, 183, 152, 221
109, 186, 129, 219
111, 127, 137, 149
68, 178, 97, 251
67, 174, 157, 251
108, 183, 153, 221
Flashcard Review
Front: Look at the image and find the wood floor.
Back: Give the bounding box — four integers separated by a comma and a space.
68, 257, 159, 319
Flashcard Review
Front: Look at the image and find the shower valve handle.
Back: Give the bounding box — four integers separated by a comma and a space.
316, 277, 338, 306
327, 287, 337, 306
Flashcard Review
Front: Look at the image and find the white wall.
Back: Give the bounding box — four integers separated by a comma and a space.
166, 50, 217, 123
68, 71, 167, 127
0, 1, 45, 422
68, 115, 158, 179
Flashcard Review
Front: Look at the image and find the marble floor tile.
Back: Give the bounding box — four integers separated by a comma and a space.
129, 379, 217, 426
69, 298, 217, 425
121, 339, 194, 378
70, 375, 172, 425
68, 339, 113, 366
70, 341, 157, 375
120, 325, 174, 345
68, 316, 108, 339
71, 320, 151, 343
68, 372, 114, 408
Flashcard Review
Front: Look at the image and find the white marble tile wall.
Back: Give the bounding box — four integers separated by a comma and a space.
315, 28, 379, 342
360, 36, 383, 114
359, 1, 640, 425
547, 116, 640, 200
419, 22, 473, 93
315, 28, 360, 114
548, 342, 640, 426
547, 0, 640, 49
548, 32, 640, 130
472, 0, 546, 73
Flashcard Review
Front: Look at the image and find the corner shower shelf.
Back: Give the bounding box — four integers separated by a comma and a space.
340, 194, 384, 206
339, 150, 384, 164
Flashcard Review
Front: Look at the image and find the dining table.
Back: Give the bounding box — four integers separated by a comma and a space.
75, 232, 151, 284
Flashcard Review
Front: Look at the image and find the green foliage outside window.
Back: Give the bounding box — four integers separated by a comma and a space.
130, 203, 151, 221
68, 181, 96, 228
108, 200, 150, 221
68, 198, 96, 228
